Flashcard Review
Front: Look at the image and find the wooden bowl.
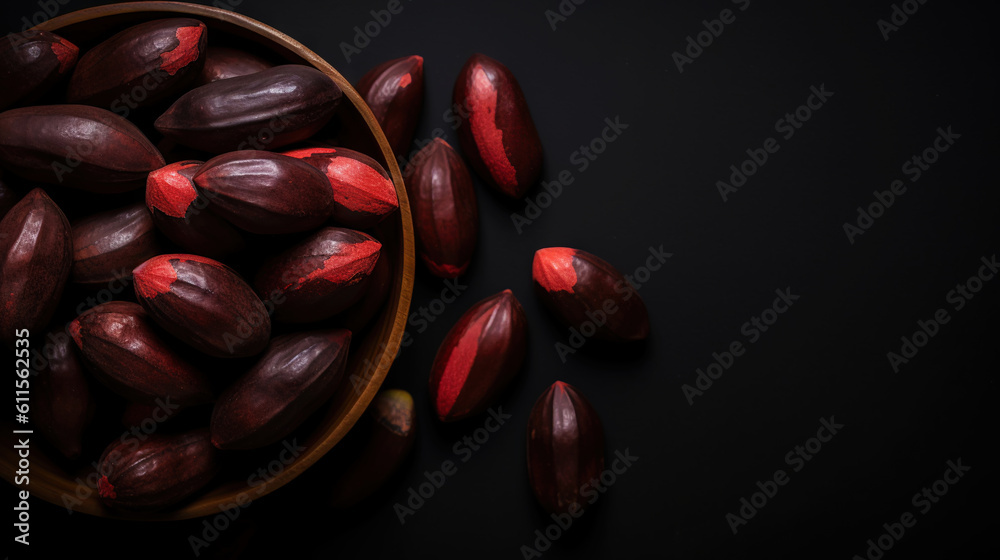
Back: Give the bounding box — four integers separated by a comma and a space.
0, 1, 414, 519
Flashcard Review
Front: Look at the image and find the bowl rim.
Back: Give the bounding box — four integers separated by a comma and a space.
6, 0, 415, 520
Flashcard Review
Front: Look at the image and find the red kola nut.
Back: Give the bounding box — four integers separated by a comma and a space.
146, 160, 245, 258
193, 150, 336, 235
336, 247, 393, 333
532, 247, 651, 342
210, 329, 352, 450
0, 105, 165, 192
97, 429, 219, 511
195, 45, 273, 86
0, 188, 72, 347
67, 18, 208, 108
255, 227, 382, 323
404, 138, 478, 277
453, 53, 543, 198
282, 146, 398, 228
428, 290, 528, 422
71, 202, 160, 286
526, 381, 605, 514
69, 301, 213, 407
356, 55, 424, 157
133, 254, 271, 358
0, 30, 79, 109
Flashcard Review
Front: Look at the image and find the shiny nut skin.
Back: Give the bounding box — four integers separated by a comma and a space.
526, 381, 605, 514
428, 290, 527, 422
453, 53, 542, 198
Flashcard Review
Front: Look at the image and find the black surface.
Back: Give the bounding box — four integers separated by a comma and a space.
3, 0, 998, 558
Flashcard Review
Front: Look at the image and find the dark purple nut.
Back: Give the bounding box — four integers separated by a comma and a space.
34, 331, 95, 460
282, 146, 398, 228
97, 429, 218, 511
133, 254, 271, 358
193, 150, 335, 234
356, 55, 424, 157
68, 18, 207, 109
145, 160, 245, 257
526, 381, 605, 514
254, 227, 381, 323
0, 30, 78, 109
0, 105, 165, 192
71, 203, 159, 286
453, 53, 543, 198
195, 45, 272, 85
336, 247, 392, 333
210, 329, 351, 450
69, 301, 213, 407
428, 290, 527, 422
155, 65, 342, 153
532, 247, 651, 342
404, 138, 478, 277
330, 389, 416, 507
0, 189, 72, 347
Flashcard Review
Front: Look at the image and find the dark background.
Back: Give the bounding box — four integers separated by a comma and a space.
4, 0, 999, 558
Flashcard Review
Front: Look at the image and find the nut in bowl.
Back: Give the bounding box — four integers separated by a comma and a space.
0, 2, 414, 520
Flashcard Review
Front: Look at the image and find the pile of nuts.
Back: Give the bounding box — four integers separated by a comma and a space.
0, 14, 651, 517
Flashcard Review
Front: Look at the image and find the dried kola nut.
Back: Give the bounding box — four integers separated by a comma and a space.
67, 18, 208, 108
532, 247, 651, 342
70, 301, 213, 407
428, 290, 527, 422
193, 150, 335, 234
526, 381, 605, 514
97, 429, 219, 510
453, 53, 542, 198
0, 30, 78, 109
133, 254, 271, 358
356, 55, 424, 157
254, 227, 381, 323
0, 104, 165, 192
330, 389, 417, 507
210, 329, 352, 450
404, 138, 478, 277
155, 65, 342, 153
0, 189, 71, 347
